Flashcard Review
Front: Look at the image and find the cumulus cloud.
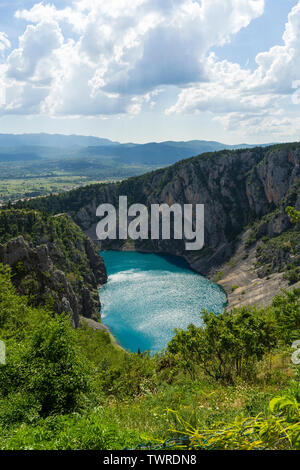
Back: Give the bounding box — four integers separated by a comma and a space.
96, 0, 266, 95
1, 21, 64, 115
0, 0, 267, 117
8, 0, 300, 136
15, 2, 86, 34
252, 1, 300, 93
7, 21, 64, 83
167, 1, 300, 135
0, 32, 11, 55
4, 82, 49, 114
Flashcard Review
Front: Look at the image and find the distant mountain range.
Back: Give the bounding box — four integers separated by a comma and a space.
0, 133, 119, 148
0, 133, 276, 166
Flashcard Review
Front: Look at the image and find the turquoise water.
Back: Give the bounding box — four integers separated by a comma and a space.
99, 251, 227, 354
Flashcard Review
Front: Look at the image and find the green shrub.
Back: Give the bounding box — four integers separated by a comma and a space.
0, 315, 91, 423
158, 385, 300, 450
166, 306, 277, 384
0, 412, 140, 450
271, 288, 300, 343
283, 267, 300, 285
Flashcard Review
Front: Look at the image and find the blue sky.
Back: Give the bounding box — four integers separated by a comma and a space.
213, 0, 297, 69
0, 0, 300, 144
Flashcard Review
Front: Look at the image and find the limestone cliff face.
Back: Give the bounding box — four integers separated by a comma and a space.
246, 149, 300, 214
0, 213, 107, 325
0, 236, 80, 326
63, 145, 299, 275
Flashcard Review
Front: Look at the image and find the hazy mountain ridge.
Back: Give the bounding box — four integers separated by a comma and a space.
0, 133, 275, 167
0, 133, 120, 148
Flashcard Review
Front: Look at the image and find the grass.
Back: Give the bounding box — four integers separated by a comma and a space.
0, 175, 112, 204
0, 378, 296, 450
0, 159, 159, 204
213, 271, 224, 282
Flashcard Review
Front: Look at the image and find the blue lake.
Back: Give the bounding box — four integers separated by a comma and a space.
99, 251, 227, 354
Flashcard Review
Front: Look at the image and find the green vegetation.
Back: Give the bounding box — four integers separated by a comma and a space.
255, 230, 300, 281
286, 206, 300, 223
0, 208, 91, 279
166, 307, 276, 383
249, 205, 300, 283
0, 158, 156, 204
0, 174, 106, 204
0, 208, 105, 321
0, 264, 299, 450
213, 271, 223, 282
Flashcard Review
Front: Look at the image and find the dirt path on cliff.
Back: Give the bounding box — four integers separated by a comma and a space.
209, 229, 298, 311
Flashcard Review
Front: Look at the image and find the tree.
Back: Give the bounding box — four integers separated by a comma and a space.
167, 306, 277, 384
286, 206, 300, 224
271, 288, 300, 343
0, 315, 91, 418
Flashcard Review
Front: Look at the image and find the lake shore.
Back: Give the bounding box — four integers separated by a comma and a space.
80, 316, 126, 351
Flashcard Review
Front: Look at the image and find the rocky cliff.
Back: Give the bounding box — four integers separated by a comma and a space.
0, 210, 107, 325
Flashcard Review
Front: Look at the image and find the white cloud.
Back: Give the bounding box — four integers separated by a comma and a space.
97, 0, 265, 95
4, 82, 49, 114
167, 1, 300, 136
252, 1, 300, 93
1, 21, 64, 115
7, 21, 64, 83
0, 32, 11, 55
15, 2, 87, 34
0, 0, 270, 118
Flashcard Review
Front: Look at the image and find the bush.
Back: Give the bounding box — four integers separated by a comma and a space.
0, 315, 91, 423
283, 267, 300, 285
0, 411, 140, 450
159, 385, 300, 450
271, 288, 300, 343
166, 306, 277, 384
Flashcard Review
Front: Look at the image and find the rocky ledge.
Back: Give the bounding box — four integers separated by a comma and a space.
0, 211, 107, 326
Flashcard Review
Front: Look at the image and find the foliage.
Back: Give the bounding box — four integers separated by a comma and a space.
161, 388, 300, 450
271, 288, 300, 343
0, 209, 104, 319
255, 229, 300, 281
0, 412, 140, 450
286, 206, 300, 224
0, 316, 91, 422
0, 264, 48, 341
165, 306, 277, 384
